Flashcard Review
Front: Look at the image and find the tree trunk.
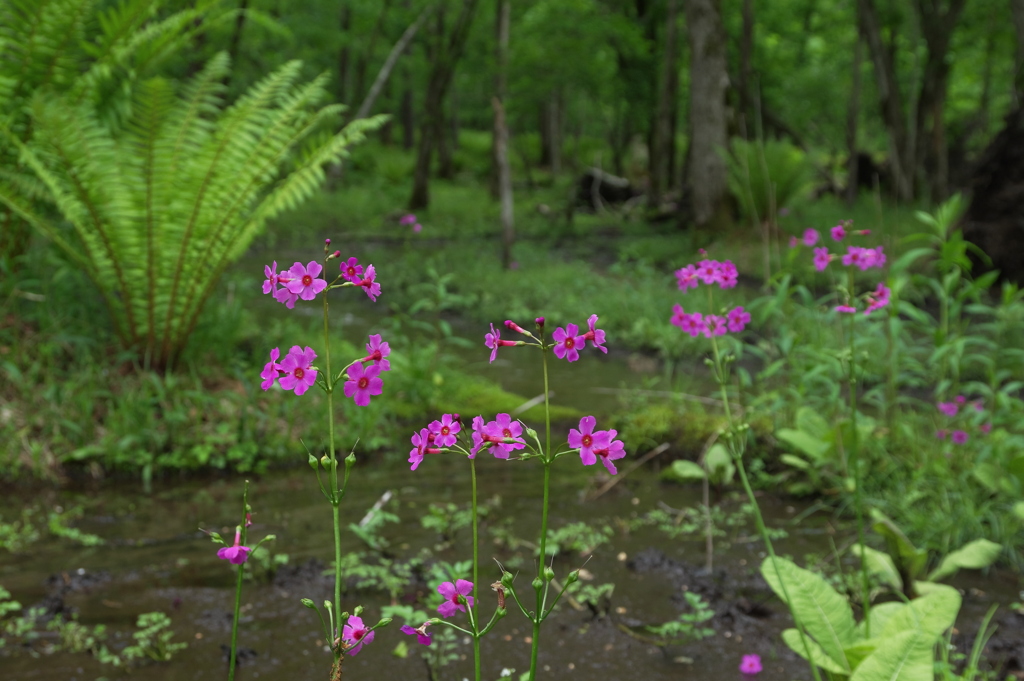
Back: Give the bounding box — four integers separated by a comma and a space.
684, 0, 730, 228
649, 0, 680, 206
914, 0, 966, 203
1012, 0, 1024, 103
408, 0, 481, 210
493, 97, 515, 269
490, 0, 510, 199
846, 33, 863, 204
857, 0, 913, 200
338, 3, 353, 103
438, 99, 455, 179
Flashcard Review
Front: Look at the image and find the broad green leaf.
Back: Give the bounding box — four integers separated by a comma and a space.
864, 602, 906, 638
704, 444, 735, 485
879, 584, 961, 640
844, 638, 882, 669
795, 407, 831, 441
851, 545, 903, 591
849, 629, 935, 681
781, 628, 847, 674
780, 454, 810, 471
660, 460, 705, 482
871, 510, 927, 580
761, 557, 855, 673
927, 540, 1002, 582
776, 428, 830, 462
972, 464, 1003, 494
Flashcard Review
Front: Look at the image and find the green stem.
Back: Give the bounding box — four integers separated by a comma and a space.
848, 314, 872, 634
529, 344, 552, 681
709, 337, 823, 681
322, 284, 342, 659
471, 457, 481, 681
227, 481, 249, 681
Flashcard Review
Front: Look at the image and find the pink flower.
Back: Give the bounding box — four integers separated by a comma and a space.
583, 314, 607, 353
739, 654, 762, 675
802, 229, 819, 247
568, 416, 603, 465
400, 623, 432, 646
341, 615, 374, 656
935, 429, 948, 440
408, 428, 431, 471
696, 259, 722, 285
719, 260, 739, 289
413, 223, 423, 233
705, 314, 728, 337
437, 579, 474, 618
363, 334, 391, 371
835, 305, 857, 314
955, 395, 966, 404
279, 346, 318, 396
217, 529, 251, 565
813, 247, 831, 272
485, 323, 516, 363
591, 430, 626, 475
260, 347, 282, 390
788, 236, 799, 248
980, 423, 992, 434
470, 415, 487, 457
263, 261, 282, 294
872, 246, 886, 267
485, 413, 525, 458
937, 402, 958, 417
400, 213, 417, 226
670, 304, 687, 329
951, 430, 968, 445
285, 261, 328, 301
865, 283, 891, 314
727, 306, 751, 333
344, 363, 383, 406
552, 324, 585, 362
831, 224, 846, 241
679, 312, 707, 338
675, 264, 699, 291
357, 264, 381, 302
841, 246, 864, 269
273, 269, 299, 308
340, 257, 363, 283
428, 414, 461, 447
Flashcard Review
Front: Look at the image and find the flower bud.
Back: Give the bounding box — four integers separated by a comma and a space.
325, 238, 331, 245
525, 426, 538, 439
308, 453, 318, 470
566, 569, 580, 584
531, 576, 544, 591
324, 600, 333, 611
301, 598, 316, 609
263, 534, 277, 542
374, 617, 392, 628
543, 567, 555, 582
345, 452, 357, 468
500, 571, 514, 588
320, 454, 330, 469
535, 317, 545, 328
353, 605, 364, 617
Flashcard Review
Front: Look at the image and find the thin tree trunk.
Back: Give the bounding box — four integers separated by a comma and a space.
493, 97, 515, 269
490, 0, 510, 199
846, 33, 863, 204
401, 74, 415, 149
738, 0, 754, 137
338, 3, 353, 102
438, 100, 455, 179
684, 0, 730, 228
409, 0, 481, 210
353, 5, 432, 120
857, 0, 913, 200
650, 0, 679, 206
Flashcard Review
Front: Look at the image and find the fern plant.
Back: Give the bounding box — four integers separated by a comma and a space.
0, 0, 224, 262
1, 53, 385, 368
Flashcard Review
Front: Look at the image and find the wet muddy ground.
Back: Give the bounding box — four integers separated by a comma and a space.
2, 459, 1022, 681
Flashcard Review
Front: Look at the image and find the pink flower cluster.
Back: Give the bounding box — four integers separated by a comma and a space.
400, 213, 423, 233
261, 334, 390, 405
569, 416, 626, 474
671, 305, 750, 337
263, 255, 382, 306
471, 413, 525, 459
935, 395, 990, 443
486, 315, 607, 363
834, 282, 891, 316
675, 258, 739, 291
408, 414, 462, 470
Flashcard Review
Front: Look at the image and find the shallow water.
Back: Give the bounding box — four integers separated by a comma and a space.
2, 461, 1021, 681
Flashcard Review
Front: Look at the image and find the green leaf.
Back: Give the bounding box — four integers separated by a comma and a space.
776, 428, 830, 462
795, 407, 832, 441
879, 584, 961, 640
871, 510, 927, 581
703, 444, 734, 485
761, 557, 855, 673
851, 545, 903, 591
927, 540, 1002, 582
781, 628, 847, 674
849, 629, 935, 681
1013, 501, 1024, 521
780, 454, 810, 471
660, 460, 705, 482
